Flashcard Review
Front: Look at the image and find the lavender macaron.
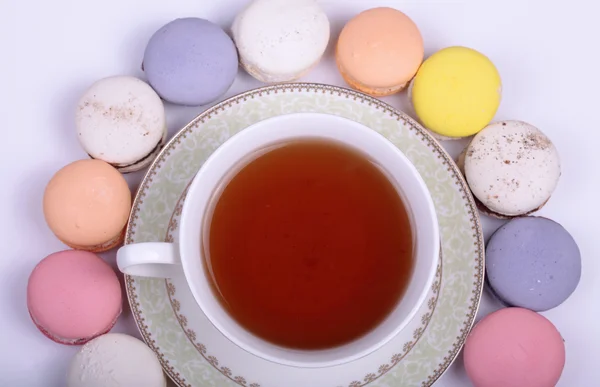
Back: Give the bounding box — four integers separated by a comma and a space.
143, 18, 238, 106
486, 216, 581, 312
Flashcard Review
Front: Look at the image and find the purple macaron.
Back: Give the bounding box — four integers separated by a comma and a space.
143, 18, 239, 106
486, 216, 581, 312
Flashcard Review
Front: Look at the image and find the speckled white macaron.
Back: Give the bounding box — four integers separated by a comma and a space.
67, 333, 166, 387
76, 76, 167, 173
232, 0, 330, 83
461, 120, 561, 217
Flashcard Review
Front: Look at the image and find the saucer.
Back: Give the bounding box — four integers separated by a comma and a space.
124, 83, 484, 387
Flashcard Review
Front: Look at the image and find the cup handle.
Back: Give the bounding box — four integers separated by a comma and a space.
116, 242, 181, 278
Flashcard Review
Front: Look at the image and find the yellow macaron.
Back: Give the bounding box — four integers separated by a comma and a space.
410, 46, 501, 138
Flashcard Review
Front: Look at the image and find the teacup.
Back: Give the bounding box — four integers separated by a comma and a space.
117, 113, 439, 368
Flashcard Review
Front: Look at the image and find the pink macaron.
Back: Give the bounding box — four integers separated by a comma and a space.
464, 307, 565, 387
27, 250, 122, 345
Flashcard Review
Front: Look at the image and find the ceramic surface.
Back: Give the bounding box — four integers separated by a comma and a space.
124, 83, 485, 387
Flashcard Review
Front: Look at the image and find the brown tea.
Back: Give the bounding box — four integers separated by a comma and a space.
205, 139, 414, 350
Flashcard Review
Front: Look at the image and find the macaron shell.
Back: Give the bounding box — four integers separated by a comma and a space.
232, 0, 330, 83
486, 217, 581, 311
464, 120, 561, 216
336, 7, 423, 94
464, 308, 565, 387
458, 145, 539, 219
67, 333, 166, 387
27, 250, 122, 344
76, 76, 166, 171
408, 77, 463, 140
43, 159, 131, 248
143, 18, 238, 106
411, 46, 501, 138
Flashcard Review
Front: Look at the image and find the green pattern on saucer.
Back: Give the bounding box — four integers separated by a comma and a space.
124, 83, 484, 387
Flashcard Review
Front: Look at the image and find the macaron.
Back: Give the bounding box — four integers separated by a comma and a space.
486, 216, 581, 312
27, 250, 122, 345
232, 0, 330, 83
76, 76, 167, 173
464, 308, 565, 387
461, 120, 561, 217
143, 18, 238, 106
410, 46, 501, 139
67, 333, 166, 387
336, 7, 423, 96
43, 159, 131, 252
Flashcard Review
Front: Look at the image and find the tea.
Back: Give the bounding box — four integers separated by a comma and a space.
205, 139, 414, 350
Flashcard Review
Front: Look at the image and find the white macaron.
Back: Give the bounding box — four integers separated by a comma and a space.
67, 333, 166, 387
461, 120, 561, 218
76, 76, 167, 173
232, 0, 330, 83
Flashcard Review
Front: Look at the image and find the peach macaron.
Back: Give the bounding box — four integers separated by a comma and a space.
27, 250, 122, 345
336, 7, 424, 96
43, 159, 131, 252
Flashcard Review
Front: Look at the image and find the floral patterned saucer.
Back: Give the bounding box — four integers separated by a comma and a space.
124, 83, 484, 387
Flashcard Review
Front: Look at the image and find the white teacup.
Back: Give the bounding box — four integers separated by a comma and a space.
117, 113, 439, 368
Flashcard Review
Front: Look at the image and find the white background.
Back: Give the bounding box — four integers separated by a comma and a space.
1, 0, 599, 386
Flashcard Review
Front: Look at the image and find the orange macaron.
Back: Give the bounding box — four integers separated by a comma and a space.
43, 159, 132, 252
336, 7, 424, 96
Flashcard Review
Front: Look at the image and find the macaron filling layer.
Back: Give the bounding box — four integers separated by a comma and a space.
336, 59, 408, 96
57, 227, 126, 253
88, 131, 166, 174
29, 308, 120, 345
